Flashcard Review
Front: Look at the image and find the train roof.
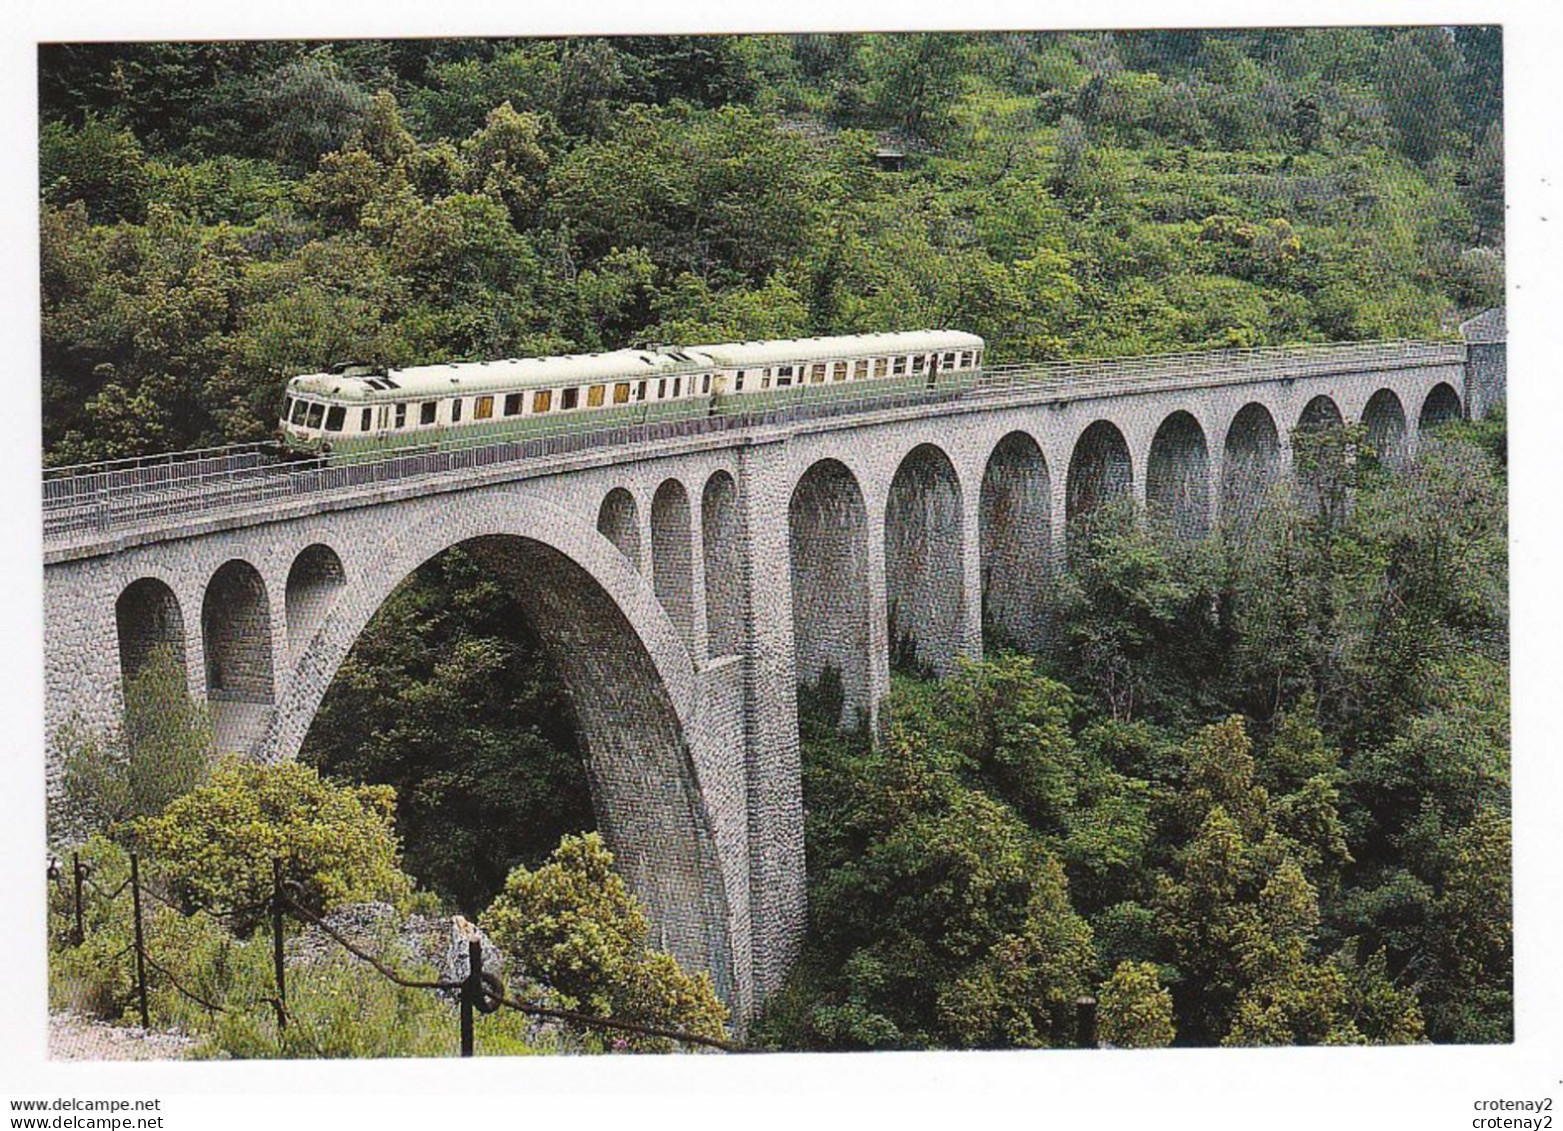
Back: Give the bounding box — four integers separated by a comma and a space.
284, 330, 986, 402
687, 330, 984, 369
286, 348, 713, 402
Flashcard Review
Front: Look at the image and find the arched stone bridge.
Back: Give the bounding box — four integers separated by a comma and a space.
42, 341, 1473, 1021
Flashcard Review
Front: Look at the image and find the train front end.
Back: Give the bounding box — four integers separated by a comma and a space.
278, 372, 341, 459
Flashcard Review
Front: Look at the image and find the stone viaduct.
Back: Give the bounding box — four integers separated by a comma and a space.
41, 341, 1476, 1022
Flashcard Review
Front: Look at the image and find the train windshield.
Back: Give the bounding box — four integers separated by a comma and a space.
290, 399, 309, 425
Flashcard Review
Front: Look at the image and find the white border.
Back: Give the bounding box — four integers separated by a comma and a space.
2, 3, 1557, 1126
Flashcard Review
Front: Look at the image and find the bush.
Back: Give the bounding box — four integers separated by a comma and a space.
48, 836, 251, 1028
129, 761, 413, 927
1098, 960, 1176, 1048
479, 833, 730, 1050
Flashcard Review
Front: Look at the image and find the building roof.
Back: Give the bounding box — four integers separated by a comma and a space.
1460, 306, 1506, 343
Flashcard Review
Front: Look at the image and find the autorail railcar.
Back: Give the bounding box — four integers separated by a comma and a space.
277, 329, 985, 463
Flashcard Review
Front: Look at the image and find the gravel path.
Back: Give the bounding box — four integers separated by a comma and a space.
48, 1011, 199, 1061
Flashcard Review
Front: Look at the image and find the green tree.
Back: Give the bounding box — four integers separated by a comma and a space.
1376, 29, 1463, 165
775, 688, 1095, 1050
479, 832, 729, 1049
1098, 960, 1176, 1048
256, 53, 374, 169
1056, 500, 1223, 724
461, 101, 550, 228
39, 114, 149, 223
862, 34, 967, 142
130, 760, 414, 926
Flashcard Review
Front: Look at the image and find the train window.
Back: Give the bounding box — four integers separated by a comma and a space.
452, 398, 464, 423
282, 396, 295, 422
360, 408, 372, 431
830, 361, 845, 381
587, 385, 605, 408
421, 401, 437, 425
911, 355, 926, 373
476, 395, 494, 419
614, 383, 630, 404
701, 373, 711, 394
893, 356, 907, 376
959, 351, 972, 368
324, 405, 345, 432
533, 390, 552, 413
504, 392, 523, 416
873, 358, 889, 378
761, 373, 772, 389
394, 403, 407, 428
944, 352, 957, 368
810, 362, 826, 383
735, 370, 746, 392
853, 360, 868, 379
562, 387, 579, 410
657, 379, 667, 399
290, 400, 309, 425
635, 381, 648, 402
306, 401, 325, 429
674, 377, 683, 397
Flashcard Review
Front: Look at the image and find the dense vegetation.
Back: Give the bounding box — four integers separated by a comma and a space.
754, 415, 1508, 1049
41, 30, 1500, 463
43, 31, 1506, 1052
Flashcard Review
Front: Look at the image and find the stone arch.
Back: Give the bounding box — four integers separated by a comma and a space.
979, 431, 1051, 651
1298, 394, 1344, 432
702, 471, 742, 659
1362, 389, 1409, 469
115, 577, 187, 691
269, 498, 733, 1009
201, 558, 275, 753
1221, 402, 1281, 533
1294, 394, 1349, 518
789, 459, 871, 726
651, 478, 695, 651
285, 544, 345, 661
1067, 420, 1134, 525
885, 443, 965, 676
1420, 382, 1464, 432
597, 487, 642, 570
1146, 410, 1211, 541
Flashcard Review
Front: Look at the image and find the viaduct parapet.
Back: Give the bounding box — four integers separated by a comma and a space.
42, 341, 1476, 1021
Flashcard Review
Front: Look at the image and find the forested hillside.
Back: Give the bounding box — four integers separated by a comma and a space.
41, 30, 1501, 463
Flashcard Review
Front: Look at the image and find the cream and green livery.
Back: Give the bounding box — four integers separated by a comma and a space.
279, 330, 985, 463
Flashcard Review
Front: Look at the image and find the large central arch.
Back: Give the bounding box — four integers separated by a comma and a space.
264, 495, 734, 1009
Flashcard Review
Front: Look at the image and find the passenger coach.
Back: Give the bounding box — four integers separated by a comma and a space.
279, 329, 985, 462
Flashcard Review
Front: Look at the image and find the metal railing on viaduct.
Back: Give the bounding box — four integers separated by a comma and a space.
42, 339, 1463, 543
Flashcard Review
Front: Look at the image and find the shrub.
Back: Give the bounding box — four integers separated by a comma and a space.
48, 837, 250, 1028
130, 760, 413, 927
1098, 961, 1176, 1048
479, 833, 730, 1050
